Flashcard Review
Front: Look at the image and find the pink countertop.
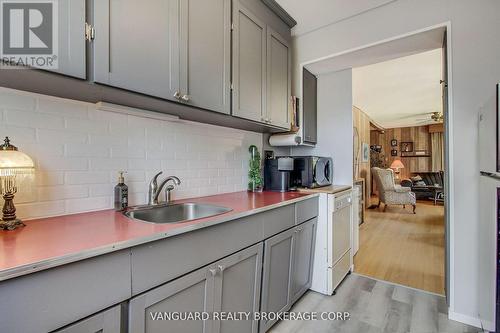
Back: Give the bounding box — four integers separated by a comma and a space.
0, 191, 316, 281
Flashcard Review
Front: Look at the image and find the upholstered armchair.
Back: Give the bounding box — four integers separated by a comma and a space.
372, 167, 416, 213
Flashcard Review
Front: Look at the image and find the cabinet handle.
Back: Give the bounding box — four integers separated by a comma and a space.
181, 94, 190, 102
173, 91, 181, 99
218, 265, 225, 273
209, 268, 217, 276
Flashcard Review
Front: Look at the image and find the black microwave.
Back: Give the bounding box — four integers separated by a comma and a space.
290, 156, 333, 188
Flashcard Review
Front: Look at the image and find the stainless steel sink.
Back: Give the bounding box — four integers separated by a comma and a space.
124, 202, 232, 224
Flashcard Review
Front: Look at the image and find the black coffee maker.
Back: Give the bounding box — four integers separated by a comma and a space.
264, 157, 294, 192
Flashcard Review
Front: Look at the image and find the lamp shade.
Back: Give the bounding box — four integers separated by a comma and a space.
0, 137, 34, 176
390, 159, 405, 169
0, 150, 34, 173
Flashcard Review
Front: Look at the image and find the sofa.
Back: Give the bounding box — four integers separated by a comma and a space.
401, 171, 444, 201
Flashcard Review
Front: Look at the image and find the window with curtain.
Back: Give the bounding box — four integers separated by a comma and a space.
431, 132, 444, 171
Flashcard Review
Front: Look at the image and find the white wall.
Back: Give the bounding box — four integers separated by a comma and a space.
0, 88, 262, 220
291, 69, 353, 185
291, 0, 500, 325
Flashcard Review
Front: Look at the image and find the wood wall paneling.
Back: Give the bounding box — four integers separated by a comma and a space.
353, 106, 371, 207
371, 125, 432, 181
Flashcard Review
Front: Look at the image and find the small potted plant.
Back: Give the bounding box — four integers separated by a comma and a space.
248, 145, 263, 192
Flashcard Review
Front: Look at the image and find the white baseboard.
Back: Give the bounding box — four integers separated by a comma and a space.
448, 310, 483, 330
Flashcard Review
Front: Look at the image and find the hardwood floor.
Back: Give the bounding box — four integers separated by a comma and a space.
269, 274, 478, 333
354, 199, 445, 295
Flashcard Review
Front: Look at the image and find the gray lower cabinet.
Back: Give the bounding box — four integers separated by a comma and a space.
290, 218, 317, 304
266, 27, 291, 129
93, 0, 180, 100
260, 227, 295, 332
213, 243, 263, 333
232, 1, 267, 123
179, 0, 231, 114
53, 305, 122, 333
260, 218, 317, 333
129, 243, 263, 333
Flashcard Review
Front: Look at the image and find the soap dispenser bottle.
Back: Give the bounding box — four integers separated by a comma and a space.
114, 171, 128, 211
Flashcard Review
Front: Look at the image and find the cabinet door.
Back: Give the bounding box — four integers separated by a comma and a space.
232, 2, 266, 123
54, 305, 121, 333
290, 218, 317, 304
93, 0, 180, 100
266, 27, 291, 130
260, 228, 295, 332
302, 68, 317, 144
49, 0, 86, 79
179, 0, 231, 114
213, 243, 263, 333
129, 265, 215, 333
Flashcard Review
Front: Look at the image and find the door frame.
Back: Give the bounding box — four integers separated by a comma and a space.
297, 21, 455, 312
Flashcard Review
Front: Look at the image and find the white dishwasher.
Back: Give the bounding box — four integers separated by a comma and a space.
310, 188, 353, 295
327, 191, 352, 294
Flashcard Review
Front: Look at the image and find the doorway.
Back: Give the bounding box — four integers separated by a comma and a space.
302, 25, 451, 298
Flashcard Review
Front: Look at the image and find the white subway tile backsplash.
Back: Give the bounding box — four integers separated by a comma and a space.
38, 97, 89, 119
111, 145, 145, 159
38, 185, 89, 201
65, 117, 108, 134
89, 184, 113, 197
0, 87, 262, 220
0, 125, 37, 143
65, 171, 110, 185
17, 201, 66, 219
128, 158, 162, 170
5, 109, 65, 129
36, 171, 64, 186
0, 90, 36, 110
38, 157, 88, 171
65, 196, 110, 214
38, 129, 88, 144
89, 158, 128, 171
66, 143, 110, 158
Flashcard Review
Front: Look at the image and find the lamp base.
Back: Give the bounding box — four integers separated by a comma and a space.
0, 218, 25, 231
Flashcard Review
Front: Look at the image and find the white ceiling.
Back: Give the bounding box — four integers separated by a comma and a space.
352, 48, 443, 128
274, 0, 397, 36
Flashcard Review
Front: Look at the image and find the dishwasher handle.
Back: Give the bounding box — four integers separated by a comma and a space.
335, 195, 352, 211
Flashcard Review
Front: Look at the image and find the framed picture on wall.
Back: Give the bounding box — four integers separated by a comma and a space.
362, 143, 369, 162
391, 139, 398, 147
401, 142, 414, 152
391, 149, 398, 156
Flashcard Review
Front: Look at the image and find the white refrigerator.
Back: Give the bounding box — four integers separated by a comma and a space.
478, 84, 499, 332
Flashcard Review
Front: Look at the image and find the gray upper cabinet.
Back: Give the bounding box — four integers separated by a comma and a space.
54, 305, 122, 333
49, 0, 86, 79
302, 68, 317, 144
232, 1, 291, 129
266, 27, 291, 129
93, 0, 180, 101
179, 0, 231, 114
290, 218, 317, 304
129, 265, 215, 333
213, 243, 263, 333
232, 2, 267, 123
260, 227, 295, 332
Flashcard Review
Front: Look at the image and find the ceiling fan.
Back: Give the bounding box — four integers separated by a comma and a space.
415, 111, 444, 123
397, 111, 444, 124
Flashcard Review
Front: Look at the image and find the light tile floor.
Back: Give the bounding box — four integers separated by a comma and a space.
269, 274, 480, 333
